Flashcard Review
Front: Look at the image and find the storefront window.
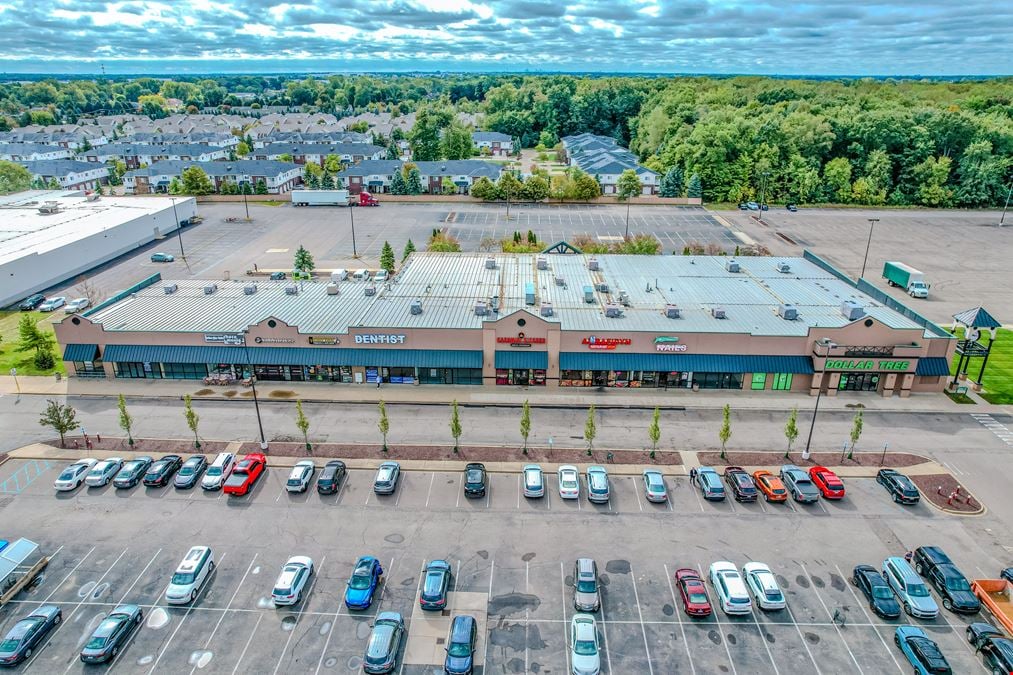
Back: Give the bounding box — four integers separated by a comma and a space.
838, 372, 880, 392
163, 363, 209, 380
751, 373, 767, 390
559, 370, 591, 387
693, 372, 743, 389
379, 366, 416, 384
73, 361, 105, 378
771, 373, 793, 390
113, 362, 162, 379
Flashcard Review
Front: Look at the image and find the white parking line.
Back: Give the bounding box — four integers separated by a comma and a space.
628, 563, 655, 675
117, 548, 162, 604
750, 611, 780, 674
479, 559, 494, 673
784, 603, 822, 674
561, 562, 570, 674
663, 564, 697, 675
231, 614, 263, 675
59, 548, 130, 674
833, 564, 904, 673
598, 593, 615, 674
273, 555, 325, 675
633, 479, 644, 512
193, 553, 258, 675
799, 562, 864, 674
39, 546, 96, 604
691, 484, 704, 512
525, 561, 530, 673
517, 475, 521, 509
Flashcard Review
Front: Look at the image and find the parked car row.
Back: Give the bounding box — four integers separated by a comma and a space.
17, 293, 90, 313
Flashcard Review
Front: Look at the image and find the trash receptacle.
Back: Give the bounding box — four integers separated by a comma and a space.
55, 372, 62, 381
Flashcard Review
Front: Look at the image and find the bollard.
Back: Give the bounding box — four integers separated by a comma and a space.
947, 490, 958, 505
73, 440, 79, 449
937, 485, 945, 496
96, 434, 101, 444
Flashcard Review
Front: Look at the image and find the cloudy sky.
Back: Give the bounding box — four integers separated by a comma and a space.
0, 0, 1007, 75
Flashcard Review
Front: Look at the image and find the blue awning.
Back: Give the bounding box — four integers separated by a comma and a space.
495, 351, 548, 369
103, 344, 481, 368
62, 344, 98, 361
559, 352, 814, 374
915, 357, 950, 376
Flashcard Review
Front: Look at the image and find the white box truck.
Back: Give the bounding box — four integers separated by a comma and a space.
882, 261, 929, 298
291, 189, 350, 207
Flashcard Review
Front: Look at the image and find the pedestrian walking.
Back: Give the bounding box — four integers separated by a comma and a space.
376, 375, 382, 388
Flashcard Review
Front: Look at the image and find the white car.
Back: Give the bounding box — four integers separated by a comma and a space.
201, 452, 235, 490
522, 464, 544, 498
84, 457, 124, 487
63, 297, 90, 313
53, 458, 98, 491
557, 465, 580, 500
709, 561, 752, 615
743, 562, 786, 611
272, 556, 314, 606
38, 296, 66, 312
569, 614, 600, 675
285, 460, 315, 493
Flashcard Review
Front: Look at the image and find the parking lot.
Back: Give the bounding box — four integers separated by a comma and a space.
0, 456, 998, 674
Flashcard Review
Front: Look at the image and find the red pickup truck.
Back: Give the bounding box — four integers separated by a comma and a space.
223, 453, 266, 496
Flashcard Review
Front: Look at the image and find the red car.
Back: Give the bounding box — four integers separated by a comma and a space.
674, 568, 712, 617
809, 465, 846, 499
223, 453, 266, 496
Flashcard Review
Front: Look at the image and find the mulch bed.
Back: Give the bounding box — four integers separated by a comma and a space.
42, 437, 229, 455
697, 450, 929, 468
911, 474, 984, 514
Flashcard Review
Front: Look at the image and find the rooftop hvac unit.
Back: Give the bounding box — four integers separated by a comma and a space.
491, 295, 500, 312
410, 299, 423, 315
605, 303, 623, 318
474, 300, 488, 316
243, 284, 257, 295
524, 282, 536, 306
540, 302, 553, 317
665, 304, 680, 318
203, 283, 218, 295
583, 286, 595, 303
37, 201, 59, 214
85, 192, 100, 202
841, 300, 865, 321
588, 258, 599, 271
554, 275, 565, 287
725, 260, 740, 273
536, 257, 548, 270
595, 282, 609, 293
364, 285, 376, 296
778, 304, 798, 321
163, 283, 178, 295
331, 269, 348, 282
618, 290, 630, 306
775, 261, 791, 274
326, 282, 340, 295
284, 284, 299, 295
485, 257, 496, 270
711, 307, 727, 319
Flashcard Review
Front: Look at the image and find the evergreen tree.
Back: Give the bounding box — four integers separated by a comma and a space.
293, 245, 315, 273
405, 166, 423, 195
659, 166, 684, 197
390, 170, 407, 195
402, 239, 416, 262
687, 173, 703, 199
380, 241, 395, 274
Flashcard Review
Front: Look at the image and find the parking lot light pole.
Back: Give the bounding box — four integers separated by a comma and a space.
170, 197, 185, 259
349, 203, 358, 258
860, 218, 879, 278
804, 339, 833, 456
242, 183, 250, 222
1000, 182, 1012, 227
242, 331, 269, 451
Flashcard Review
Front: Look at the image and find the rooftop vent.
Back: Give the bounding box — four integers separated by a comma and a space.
203, 283, 218, 295
163, 283, 178, 295
618, 290, 630, 306
841, 300, 865, 321
554, 275, 565, 287
491, 295, 500, 312
243, 284, 257, 295
37, 201, 60, 214
711, 307, 727, 319
326, 282, 340, 295
536, 257, 548, 270
410, 299, 423, 315
284, 284, 298, 295
778, 304, 798, 321
587, 258, 599, 271
583, 286, 595, 303
725, 260, 740, 273
364, 285, 376, 296
474, 300, 488, 316
485, 256, 496, 270
595, 282, 609, 293
85, 192, 100, 202
775, 261, 791, 274
605, 303, 624, 318
540, 301, 553, 317
665, 304, 680, 319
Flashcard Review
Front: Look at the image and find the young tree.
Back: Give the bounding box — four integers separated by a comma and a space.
497, 171, 523, 201
469, 176, 498, 200
378, 400, 390, 451
167, 177, 183, 195
0, 160, 33, 195
402, 239, 416, 262
520, 175, 550, 202
848, 410, 864, 459
648, 406, 661, 455
38, 399, 79, 447
686, 173, 703, 199
616, 169, 643, 201
293, 245, 315, 273
441, 176, 457, 195
16, 315, 55, 369
659, 166, 684, 197
573, 173, 601, 201
405, 166, 423, 195
519, 399, 531, 453
236, 140, 251, 156
379, 241, 395, 274
118, 394, 134, 446
389, 170, 407, 195
584, 405, 597, 455
718, 404, 731, 460
449, 400, 462, 453
295, 399, 311, 451
183, 394, 200, 448
784, 407, 799, 459
180, 166, 214, 195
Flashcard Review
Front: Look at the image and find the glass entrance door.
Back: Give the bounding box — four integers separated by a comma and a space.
837, 372, 881, 392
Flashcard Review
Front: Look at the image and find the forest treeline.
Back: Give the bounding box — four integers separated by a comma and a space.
1, 74, 1010, 206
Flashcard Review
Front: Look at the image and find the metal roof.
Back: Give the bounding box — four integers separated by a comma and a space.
86, 253, 937, 338
952, 306, 1001, 329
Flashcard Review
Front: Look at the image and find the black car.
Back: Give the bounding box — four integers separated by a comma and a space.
786, 203, 798, 212
463, 463, 486, 498
18, 294, 45, 311
967, 622, 1005, 649
1003, 568, 1013, 584
444, 614, 478, 675
270, 271, 286, 280
143, 455, 183, 487
852, 564, 901, 618
174, 455, 207, 489
760, 203, 769, 211
723, 466, 757, 502
737, 202, 749, 210
79, 604, 142, 663
978, 636, 1013, 673
317, 460, 347, 494
877, 468, 921, 504
419, 559, 452, 611
112, 456, 153, 489
912, 546, 980, 613
0, 604, 61, 666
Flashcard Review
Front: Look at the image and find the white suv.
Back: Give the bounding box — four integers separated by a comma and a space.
709, 561, 752, 615
166, 546, 215, 604
201, 453, 235, 490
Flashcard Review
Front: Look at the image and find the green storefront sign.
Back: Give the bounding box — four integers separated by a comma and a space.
824, 359, 911, 371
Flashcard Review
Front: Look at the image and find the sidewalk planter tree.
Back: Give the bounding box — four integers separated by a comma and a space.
449, 400, 462, 454
648, 406, 661, 459
848, 410, 864, 460
784, 408, 799, 459
584, 405, 597, 456
183, 394, 200, 449
520, 400, 531, 454
117, 394, 134, 447
719, 404, 731, 460
295, 399, 311, 452
38, 399, 79, 448
378, 400, 389, 452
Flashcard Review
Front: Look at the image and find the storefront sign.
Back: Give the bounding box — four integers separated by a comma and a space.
254, 336, 295, 344
307, 336, 340, 345
654, 336, 680, 344
354, 334, 407, 345
497, 332, 546, 347
824, 359, 910, 371
204, 333, 243, 345
656, 344, 688, 352
582, 336, 631, 350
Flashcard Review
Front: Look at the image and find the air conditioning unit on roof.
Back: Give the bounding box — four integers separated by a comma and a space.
605, 303, 623, 318
711, 307, 727, 319
485, 256, 496, 269
410, 299, 423, 315
776, 261, 791, 274
841, 300, 865, 321
284, 284, 298, 295
203, 283, 217, 295
665, 304, 680, 318
778, 304, 798, 320
163, 283, 178, 294
588, 258, 599, 271
326, 282, 340, 295
540, 302, 553, 317
725, 260, 740, 273
474, 300, 488, 316
243, 284, 257, 295
536, 257, 548, 270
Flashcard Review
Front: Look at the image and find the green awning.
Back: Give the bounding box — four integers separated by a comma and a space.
62, 344, 98, 361
495, 351, 548, 369
559, 352, 814, 374
103, 344, 482, 368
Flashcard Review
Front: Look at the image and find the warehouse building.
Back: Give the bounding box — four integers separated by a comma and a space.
0, 191, 196, 308
55, 251, 955, 397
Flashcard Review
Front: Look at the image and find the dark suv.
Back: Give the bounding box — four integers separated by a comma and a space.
463, 463, 486, 498
723, 466, 757, 502
912, 546, 980, 614
18, 294, 45, 311
877, 468, 921, 504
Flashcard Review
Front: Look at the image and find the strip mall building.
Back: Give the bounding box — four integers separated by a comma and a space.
55, 252, 955, 397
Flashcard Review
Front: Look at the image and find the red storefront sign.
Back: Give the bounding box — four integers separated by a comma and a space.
581, 336, 632, 350
497, 332, 546, 347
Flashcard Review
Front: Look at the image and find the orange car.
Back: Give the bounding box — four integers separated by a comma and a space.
752, 470, 788, 502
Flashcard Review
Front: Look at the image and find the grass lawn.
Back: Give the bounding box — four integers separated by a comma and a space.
950, 327, 1013, 404
0, 311, 65, 376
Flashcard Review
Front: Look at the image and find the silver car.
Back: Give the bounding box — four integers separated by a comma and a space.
38, 296, 66, 312
373, 462, 400, 495
63, 297, 90, 313
642, 470, 668, 502
522, 464, 544, 498
272, 556, 314, 606
85, 458, 124, 487
573, 558, 601, 612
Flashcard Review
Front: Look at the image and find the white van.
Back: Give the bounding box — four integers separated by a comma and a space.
166, 546, 215, 604
353, 269, 370, 281
373, 269, 389, 283
201, 452, 235, 490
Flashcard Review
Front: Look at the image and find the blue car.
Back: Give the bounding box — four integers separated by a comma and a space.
894, 626, 952, 675
344, 556, 383, 610
444, 614, 478, 674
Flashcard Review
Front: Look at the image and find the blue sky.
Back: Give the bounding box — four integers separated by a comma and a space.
0, 0, 1008, 75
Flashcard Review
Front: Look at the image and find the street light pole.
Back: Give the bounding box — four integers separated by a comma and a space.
759, 171, 770, 209
999, 182, 1012, 227
624, 199, 631, 240
242, 184, 250, 222
242, 331, 268, 451
349, 202, 358, 258
170, 197, 185, 259
860, 218, 879, 279
804, 340, 832, 456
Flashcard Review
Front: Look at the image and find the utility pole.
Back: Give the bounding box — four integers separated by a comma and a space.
860, 218, 879, 279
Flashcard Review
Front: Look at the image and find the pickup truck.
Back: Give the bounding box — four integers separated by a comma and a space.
973, 578, 1013, 634
223, 453, 266, 496
882, 261, 929, 298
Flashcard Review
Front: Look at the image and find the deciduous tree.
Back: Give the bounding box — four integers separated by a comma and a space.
39, 399, 79, 447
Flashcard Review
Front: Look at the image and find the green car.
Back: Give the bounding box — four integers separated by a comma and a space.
150, 252, 175, 262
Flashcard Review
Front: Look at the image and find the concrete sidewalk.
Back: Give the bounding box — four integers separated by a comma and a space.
1, 374, 1008, 415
